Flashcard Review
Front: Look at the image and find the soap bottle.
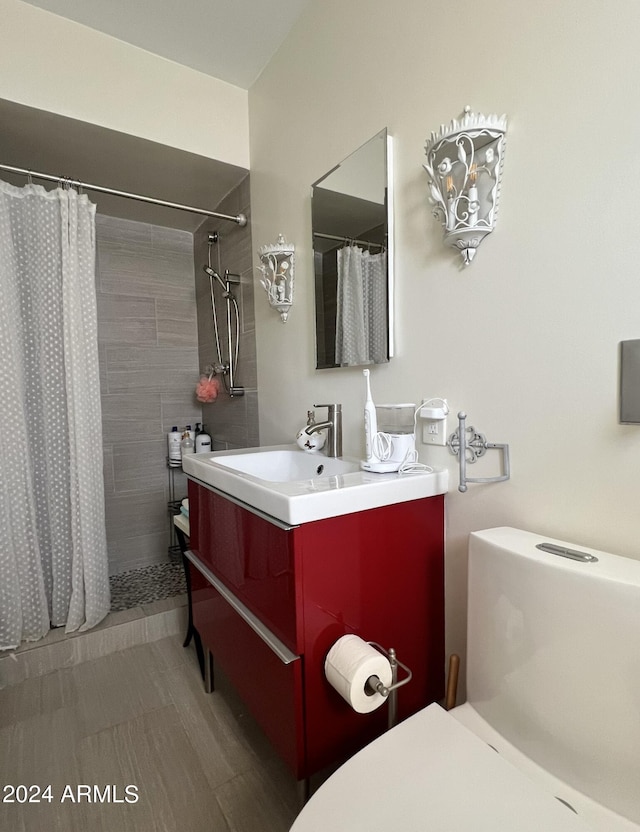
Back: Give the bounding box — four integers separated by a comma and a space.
180, 430, 195, 458
195, 425, 212, 453
168, 427, 182, 466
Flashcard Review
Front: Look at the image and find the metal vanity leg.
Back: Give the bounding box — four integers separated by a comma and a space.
178, 543, 195, 649
204, 649, 215, 694
193, 629, 205, 680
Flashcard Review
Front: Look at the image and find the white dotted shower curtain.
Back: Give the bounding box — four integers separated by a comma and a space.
335, 245, 388, 366
0, 180, 110, 650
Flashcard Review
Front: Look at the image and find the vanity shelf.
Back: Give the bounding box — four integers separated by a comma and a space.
186, 475, 444, 781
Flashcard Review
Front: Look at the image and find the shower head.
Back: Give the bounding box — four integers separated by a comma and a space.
204, 264, 231, 293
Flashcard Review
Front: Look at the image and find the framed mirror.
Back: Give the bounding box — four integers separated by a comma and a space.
312, 129, 393, 369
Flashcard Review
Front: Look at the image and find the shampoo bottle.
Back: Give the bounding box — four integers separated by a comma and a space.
195, 426, 211, 453
168, 427, 182, 466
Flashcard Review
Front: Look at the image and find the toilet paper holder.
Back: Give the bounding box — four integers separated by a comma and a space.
365, 642, 413, 729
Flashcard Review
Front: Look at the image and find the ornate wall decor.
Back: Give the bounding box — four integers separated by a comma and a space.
424, 106, 507, 265
258, 234, 295, 322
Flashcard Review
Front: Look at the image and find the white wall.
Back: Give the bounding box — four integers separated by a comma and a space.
249, 0, 640, 681
0, 0, 249, 168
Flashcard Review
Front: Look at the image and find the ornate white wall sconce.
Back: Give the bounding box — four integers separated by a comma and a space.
424, 106, 507, 266
258, 234, 295, 322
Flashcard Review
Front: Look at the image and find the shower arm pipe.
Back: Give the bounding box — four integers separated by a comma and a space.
0, 163, 248, 226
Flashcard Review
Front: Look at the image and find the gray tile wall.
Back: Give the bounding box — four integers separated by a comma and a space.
96, 215, 202, 576
193, 175, 259, 450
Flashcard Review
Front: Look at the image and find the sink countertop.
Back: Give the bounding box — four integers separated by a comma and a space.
182, 444, 448, 525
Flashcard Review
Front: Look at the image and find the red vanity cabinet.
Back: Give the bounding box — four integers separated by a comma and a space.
187, 477, 444, 780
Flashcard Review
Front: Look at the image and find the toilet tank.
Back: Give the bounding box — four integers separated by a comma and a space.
466, 527, 640, 825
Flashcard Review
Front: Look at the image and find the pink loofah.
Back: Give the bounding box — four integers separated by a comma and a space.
195, 375, 221, 402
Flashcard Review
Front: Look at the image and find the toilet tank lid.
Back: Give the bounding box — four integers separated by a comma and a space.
469, 526, 640, 584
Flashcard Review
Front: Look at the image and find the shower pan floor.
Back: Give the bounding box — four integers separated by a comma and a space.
109, 560, 187, 612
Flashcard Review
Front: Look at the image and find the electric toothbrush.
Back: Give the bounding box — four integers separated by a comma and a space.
361, 369, 407, 473
362, 369, 379, 465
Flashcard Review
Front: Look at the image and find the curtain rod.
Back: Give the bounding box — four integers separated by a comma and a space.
0, 163, 247, 227
313, 231, 383, 250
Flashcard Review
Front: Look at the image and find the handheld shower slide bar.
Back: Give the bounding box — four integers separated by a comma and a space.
204, 234, 244, 397
0, 163, 248, 226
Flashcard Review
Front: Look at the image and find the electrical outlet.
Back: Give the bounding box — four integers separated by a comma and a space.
422, 418, 447, 445
421, 398, 448, 446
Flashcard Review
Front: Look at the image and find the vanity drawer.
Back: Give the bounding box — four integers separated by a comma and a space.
187, 551, 305, 778
188, 479, 301, 653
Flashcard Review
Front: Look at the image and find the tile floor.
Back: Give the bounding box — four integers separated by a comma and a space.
0, 635, 301, 832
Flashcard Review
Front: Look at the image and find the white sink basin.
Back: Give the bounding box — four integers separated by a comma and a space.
182, 444, 448, 525
213, 448, 361, 482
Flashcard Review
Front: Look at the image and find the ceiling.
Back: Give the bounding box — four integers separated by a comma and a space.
20, 0, 313, 89
1, 1, 313, 231
0, 98, 248, 232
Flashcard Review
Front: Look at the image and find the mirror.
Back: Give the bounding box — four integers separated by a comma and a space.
312, 129, 393, 369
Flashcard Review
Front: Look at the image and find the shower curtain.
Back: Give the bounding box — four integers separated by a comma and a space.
335, 244, 387, 366
0, 180, 110, 650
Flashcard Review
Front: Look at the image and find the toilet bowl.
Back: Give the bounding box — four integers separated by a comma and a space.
291, 527, 640, 832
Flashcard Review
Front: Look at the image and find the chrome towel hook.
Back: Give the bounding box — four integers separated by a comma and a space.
447, 411, 510, 493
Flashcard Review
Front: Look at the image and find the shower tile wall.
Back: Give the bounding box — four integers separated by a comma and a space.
96, 215, 201, 576
194, 175, 259, 450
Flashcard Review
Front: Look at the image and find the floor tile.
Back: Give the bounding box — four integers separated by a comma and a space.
0, 635, 302, 832
76, 705, 230, 832
215, 768, 298, 832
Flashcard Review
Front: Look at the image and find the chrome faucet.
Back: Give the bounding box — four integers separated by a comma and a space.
304, 403, 342, 458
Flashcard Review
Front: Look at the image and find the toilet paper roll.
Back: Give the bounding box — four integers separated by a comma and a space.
324, 634, 392, 714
